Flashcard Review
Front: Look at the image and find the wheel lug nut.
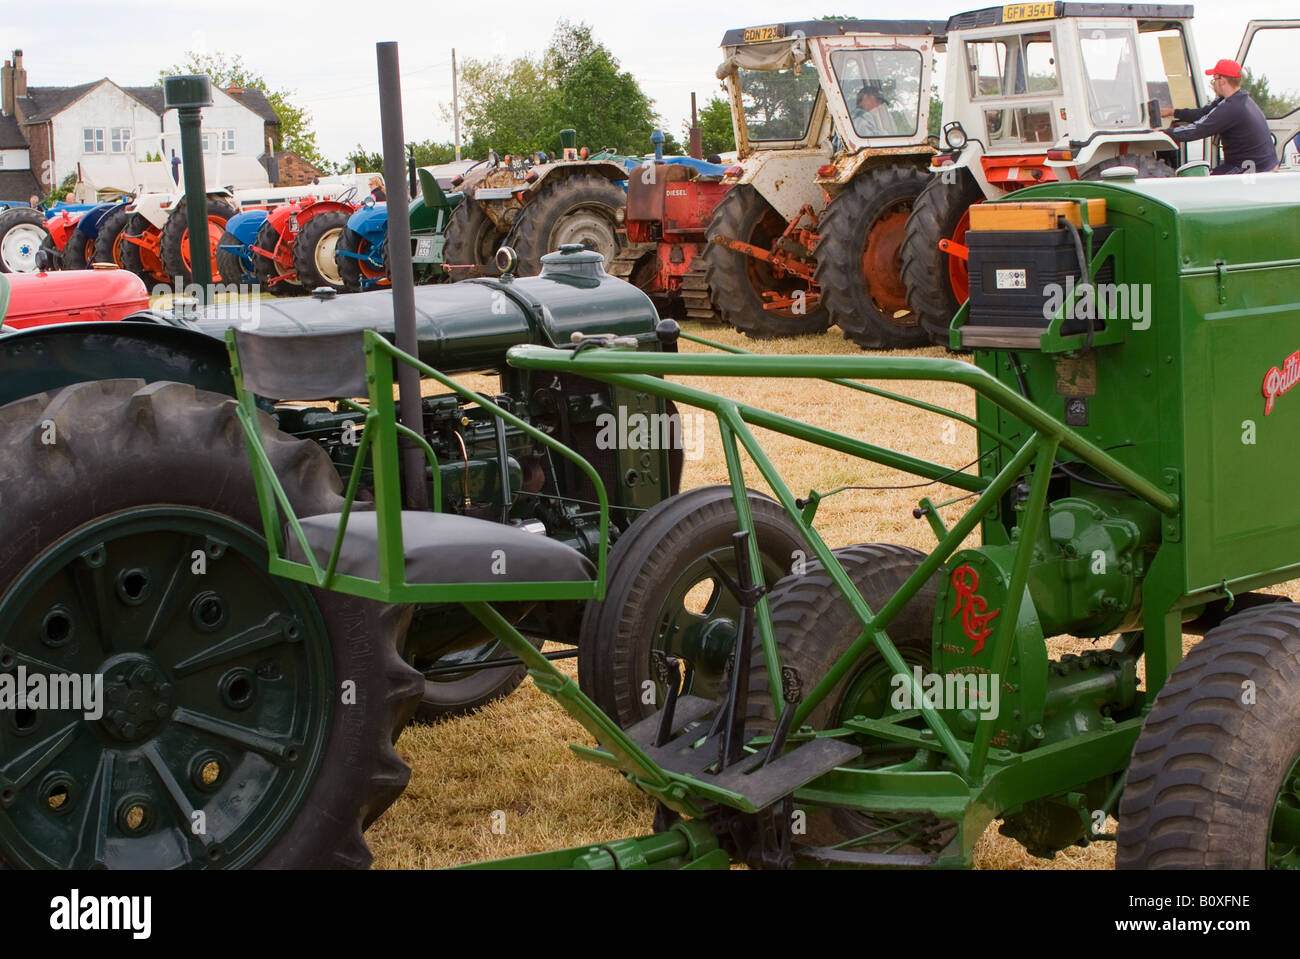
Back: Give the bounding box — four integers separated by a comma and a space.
153, 703, 170, 718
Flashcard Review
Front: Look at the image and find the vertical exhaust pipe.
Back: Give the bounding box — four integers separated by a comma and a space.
376, 41, 428, 510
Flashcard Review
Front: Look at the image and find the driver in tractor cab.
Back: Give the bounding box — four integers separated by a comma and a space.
852, 82, 897, 137
1160, 59, 1278, 176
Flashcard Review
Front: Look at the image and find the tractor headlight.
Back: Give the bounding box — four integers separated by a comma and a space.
944, 123, 968, 151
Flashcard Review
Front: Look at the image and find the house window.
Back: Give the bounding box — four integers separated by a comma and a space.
83, 128, 105, 153
221, 129, 236, 153
110, 127, 132, 153
201, 133, 214, 154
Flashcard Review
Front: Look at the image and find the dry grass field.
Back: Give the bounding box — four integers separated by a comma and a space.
365, 318, 1300, 871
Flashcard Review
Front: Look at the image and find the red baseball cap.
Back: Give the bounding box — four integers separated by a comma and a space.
1206, 58, 1243, 78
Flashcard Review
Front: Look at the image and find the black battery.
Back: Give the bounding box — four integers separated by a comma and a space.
966, 225, 1114, 333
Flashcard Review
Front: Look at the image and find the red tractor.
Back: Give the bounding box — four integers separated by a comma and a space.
244, 192, 361, 296
610, 158, 731, 323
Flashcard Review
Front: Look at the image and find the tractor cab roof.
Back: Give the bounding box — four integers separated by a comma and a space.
719, 20, 946, 49
947, 3, 1193, 32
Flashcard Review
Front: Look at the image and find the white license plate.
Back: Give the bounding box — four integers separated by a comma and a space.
995, 268, 1027, 290
415, 238, 433, 258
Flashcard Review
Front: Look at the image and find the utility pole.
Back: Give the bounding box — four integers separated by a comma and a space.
452, 48, 461, 161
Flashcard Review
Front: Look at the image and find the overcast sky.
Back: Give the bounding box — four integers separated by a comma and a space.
5, 1, 1296, 163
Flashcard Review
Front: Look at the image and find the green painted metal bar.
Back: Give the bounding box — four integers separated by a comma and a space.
371, 334, 610, 594
463, 601, 706, 813
716, 408, 785, 709
678, 331, 1018, 451
364, 336, 409, 592
968, 438, 1059, 781
505, 347, 1179, 515
568, 367, 987, 494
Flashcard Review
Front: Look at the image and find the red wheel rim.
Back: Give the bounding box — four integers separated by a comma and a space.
862, 208, 910, 322
180, 216, 229, 280
358, 238, 388, 284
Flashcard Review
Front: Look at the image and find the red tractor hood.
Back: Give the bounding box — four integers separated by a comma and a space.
1, 269, 150, 330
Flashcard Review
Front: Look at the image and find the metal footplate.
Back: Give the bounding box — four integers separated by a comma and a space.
619, 694, 861, 812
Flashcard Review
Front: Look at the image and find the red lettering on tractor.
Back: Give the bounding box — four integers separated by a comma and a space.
949, 564, 1001, 655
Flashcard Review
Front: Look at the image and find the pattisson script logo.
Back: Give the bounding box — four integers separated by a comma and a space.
1262, 350, 1300, 415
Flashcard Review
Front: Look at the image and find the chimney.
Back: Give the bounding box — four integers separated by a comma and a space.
2, 57, 12, 117
13, 50, 25, 99
226, 85, 243, 96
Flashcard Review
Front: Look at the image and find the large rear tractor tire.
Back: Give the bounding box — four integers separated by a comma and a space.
160, 196, 237, 285
293, 209, 351, 293
899, 170, 986, 346
442, 199, 508, 279
91, 207, 131, 269
510, 174, 626, 276
704, 185, 830, 339
815, 164, 933, 350
577, 485, 809, 729
0, 208, 52, 274
1117, 602, 1300, 869
0, 379, 423, 868
254, 220, 299, 297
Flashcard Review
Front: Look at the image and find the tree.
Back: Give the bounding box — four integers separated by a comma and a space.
1241, 68, 1300, 119
458, 20, 670, 158
688, 95, 736, 156
160, 51, 328, 169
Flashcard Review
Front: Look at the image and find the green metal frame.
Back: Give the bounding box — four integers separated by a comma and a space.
229, 327, 1191, 866
225, 328, 610, 604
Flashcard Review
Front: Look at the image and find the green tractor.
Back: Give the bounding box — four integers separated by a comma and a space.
443, 130, 631, 277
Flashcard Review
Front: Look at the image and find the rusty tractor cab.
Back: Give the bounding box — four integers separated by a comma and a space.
442, 130, 630, 278
901, 3, 1216, 345
706, 18, 946, 349
611, 154, 732, 324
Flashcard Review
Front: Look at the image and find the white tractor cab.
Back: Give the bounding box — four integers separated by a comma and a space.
1234, 21, 1300, 168
901, 2, 1210, 344
706, 18, 947, 348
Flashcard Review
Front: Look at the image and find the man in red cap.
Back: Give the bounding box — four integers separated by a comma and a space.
1160, 59, 1278, 175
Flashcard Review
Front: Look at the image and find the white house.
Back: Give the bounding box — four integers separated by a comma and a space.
1, 48, 281, 195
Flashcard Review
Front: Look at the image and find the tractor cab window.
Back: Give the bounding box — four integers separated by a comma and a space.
1239, 26, 1300, 120
1137, 24, 1199, 116
831, 48, 923, 138
966, 31, 1058, 98
737, 65, 822, 142
1078, 26, 1146, 128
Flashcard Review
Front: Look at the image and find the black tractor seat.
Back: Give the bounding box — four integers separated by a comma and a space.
286, 511, 595, 584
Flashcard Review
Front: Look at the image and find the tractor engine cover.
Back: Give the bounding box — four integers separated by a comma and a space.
189, 244, 659, 374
